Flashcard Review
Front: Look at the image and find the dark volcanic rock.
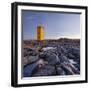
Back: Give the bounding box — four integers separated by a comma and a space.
60, 63, 75, 75
33, 65, 56, 76
23, 48, 38, 57
23, 39, 80, 77
68, 47, 80, 58
67, 53, 75, 59
23, 59, 46, 77
39, 49, 60, 65
23, 62, 38, 77
28, 55, 39, 63
59, 54, 69, 63
56, 65, 66, 75
22, 55, 39, 66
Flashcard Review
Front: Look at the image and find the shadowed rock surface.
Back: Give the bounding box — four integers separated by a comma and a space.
22, 38, 80, 77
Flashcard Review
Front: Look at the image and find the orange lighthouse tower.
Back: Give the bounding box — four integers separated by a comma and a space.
37, 25, 44, 41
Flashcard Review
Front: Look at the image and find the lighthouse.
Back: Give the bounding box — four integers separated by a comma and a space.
37, 25, 44, 41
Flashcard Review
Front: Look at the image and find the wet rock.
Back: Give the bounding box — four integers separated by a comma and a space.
22, 57, 28, 66
27, 55, 39, 64
68, 47, 80, 58
42, 47, 57, 51
56, 65, 66, 75
33, 65, 56, 76
39, 50, 60, 65
46, 53, 60, 65
69, 59, 77, 64
23, 59, 46, 77
28, 49, 38, 56
23, 39, 80, 77
23, 62, 38, 77
67, 53, 75, 59
23, 48, 38, 56
59, 54, 69, 63
74, 64, 80, 71
74, 58, 80, 64
60, 46, 67, 54
68, 63, 80, 74
60, 63, 75, 75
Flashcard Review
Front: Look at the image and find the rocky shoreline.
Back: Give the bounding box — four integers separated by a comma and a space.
22, 38, 80, 77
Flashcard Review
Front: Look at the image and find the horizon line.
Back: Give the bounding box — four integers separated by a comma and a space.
23, 38, 80, 41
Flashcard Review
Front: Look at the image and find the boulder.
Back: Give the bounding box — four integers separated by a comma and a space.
59, 54, 69, 63
22, 57, 28, 66
27, 55, 39, 64
33, 65, 56, 76
68, 47, 80, 58
56, 65, 66, 75
67, 53, 75, 59
23, 62, 38, 77
39, 50, 60, 65
60, 63, 75, 75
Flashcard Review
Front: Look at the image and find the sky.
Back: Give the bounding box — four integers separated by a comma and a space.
22, 10, 80, 40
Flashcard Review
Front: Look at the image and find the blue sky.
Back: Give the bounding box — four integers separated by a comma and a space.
22, 10, 80, 40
